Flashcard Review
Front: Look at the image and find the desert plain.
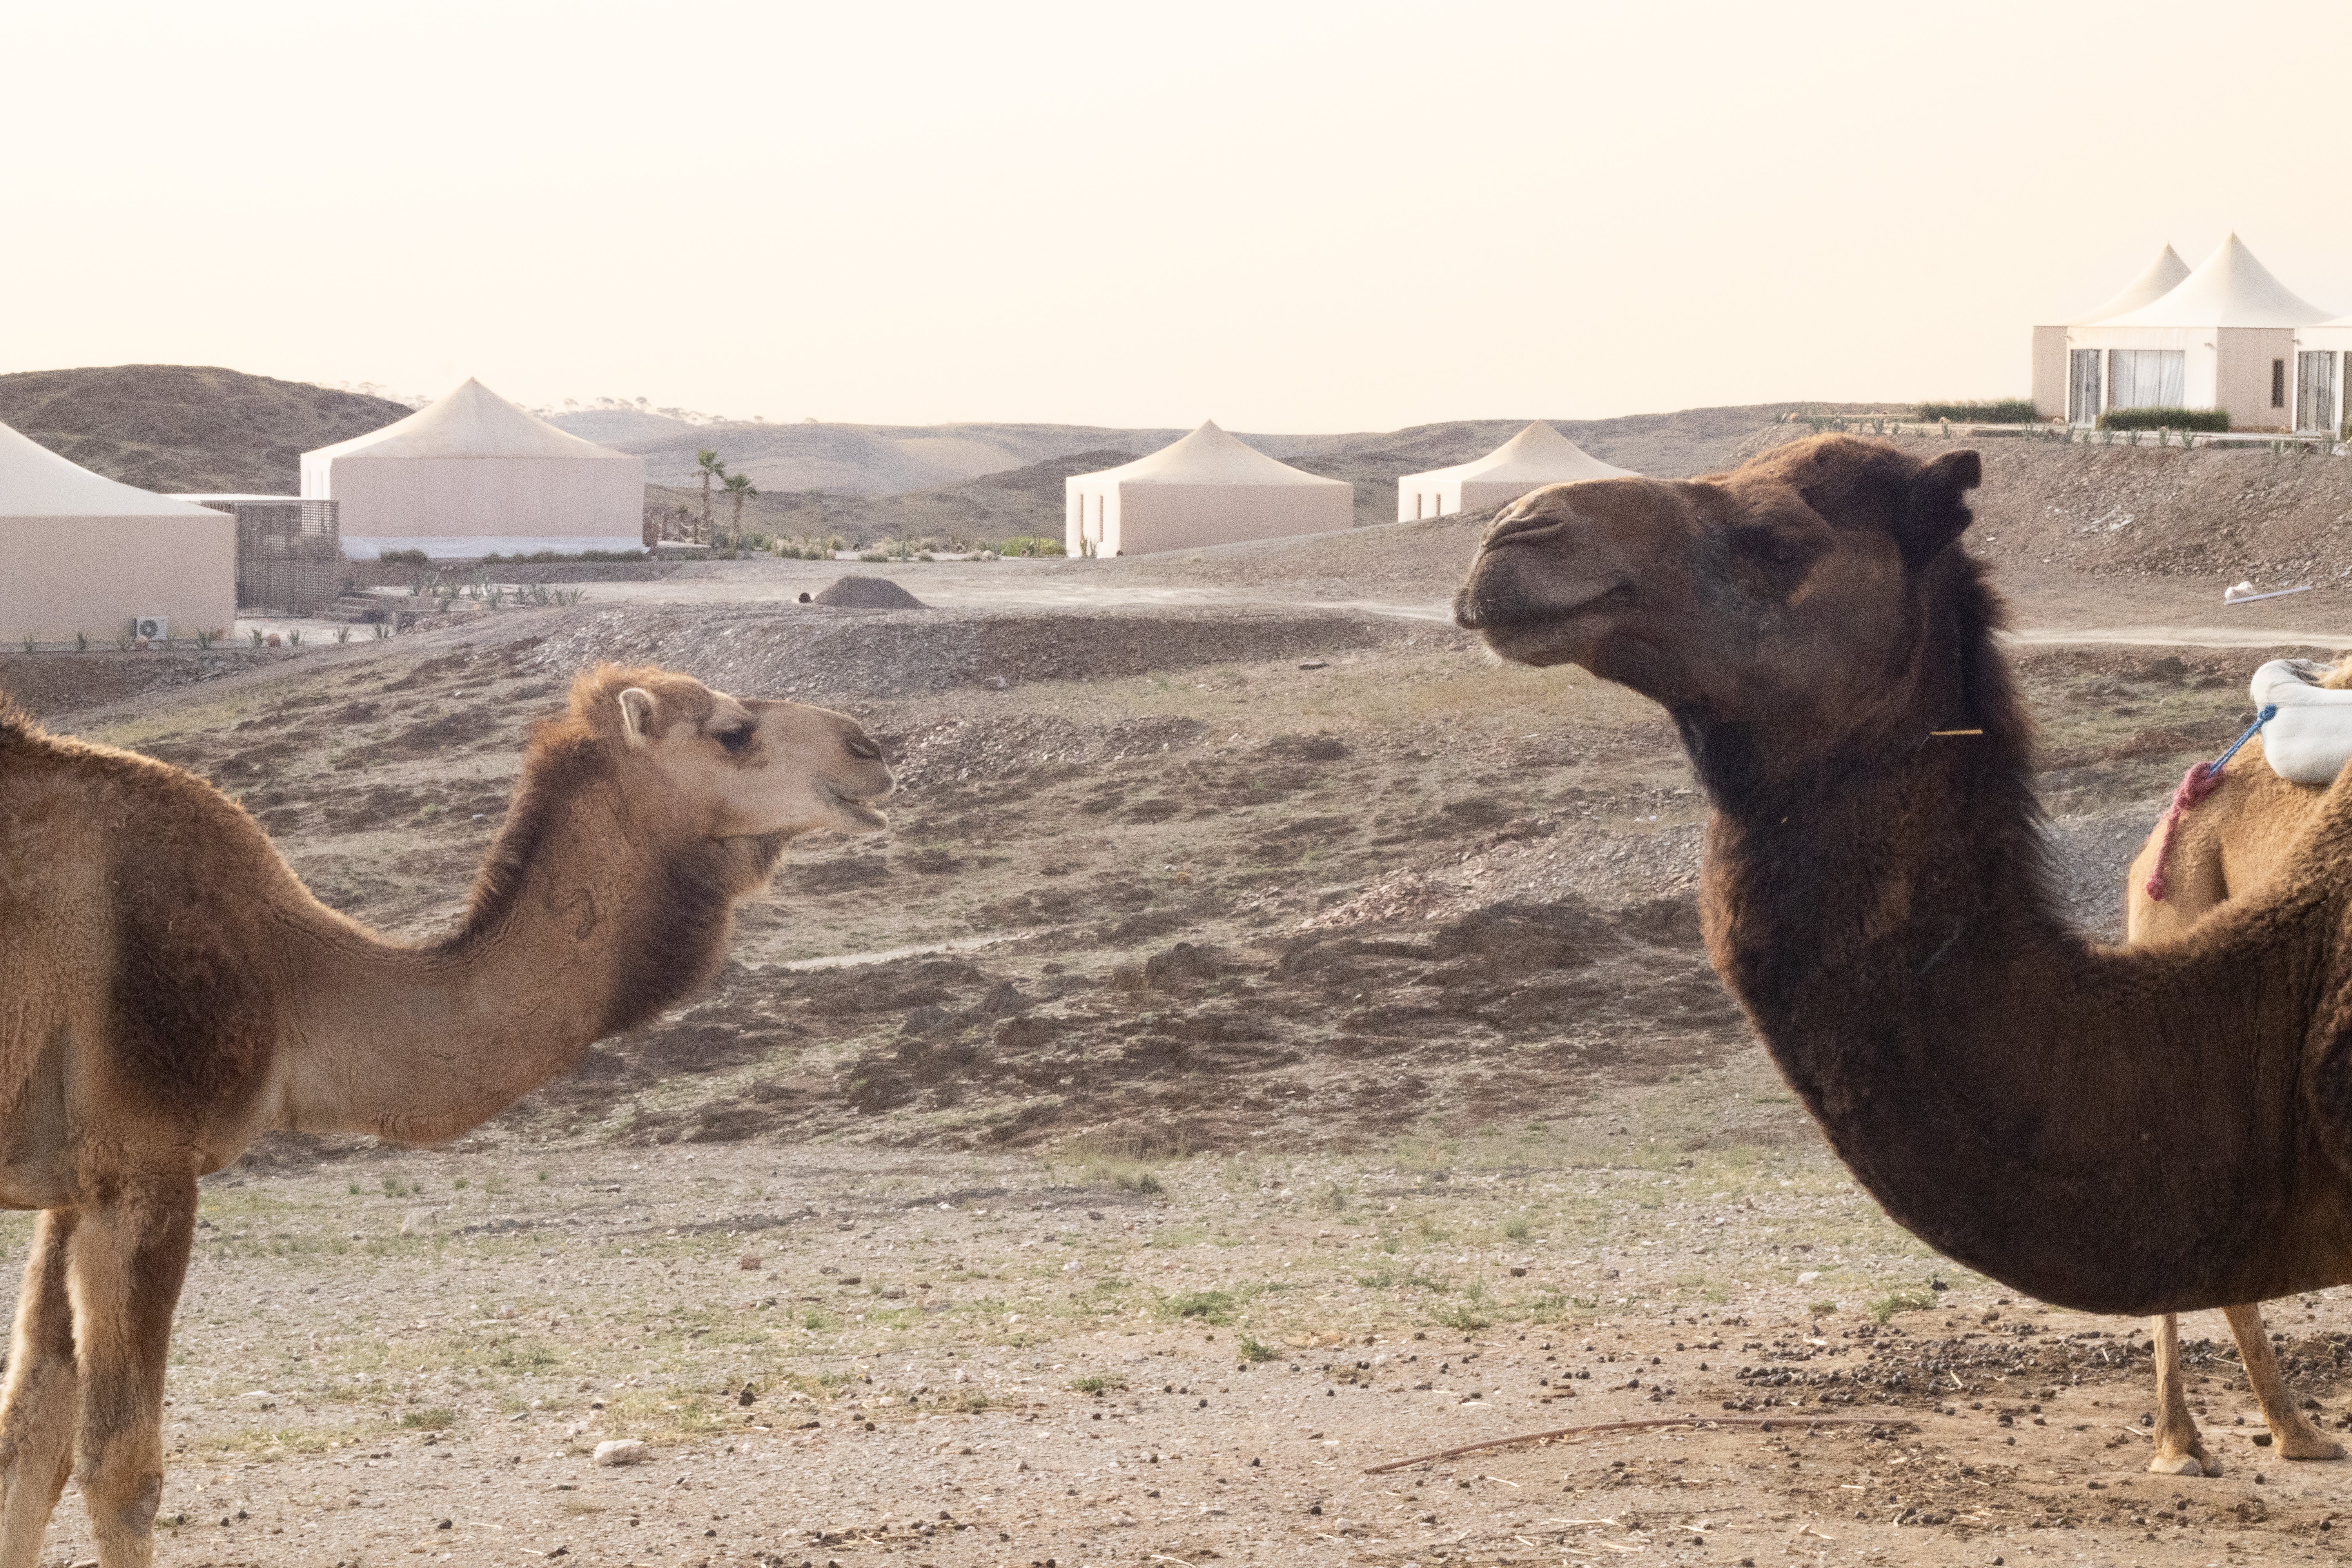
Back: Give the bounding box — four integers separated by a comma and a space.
12, 429, 2352, 1567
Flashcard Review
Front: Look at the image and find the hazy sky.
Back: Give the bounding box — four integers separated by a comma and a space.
7, 1, 2350, 432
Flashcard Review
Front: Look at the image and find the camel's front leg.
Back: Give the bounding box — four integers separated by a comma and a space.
66, 1174, 196, 1568
0, 1211, 82, 1568
2223, 1303, 2347, 1461
2147, 1312, 2218, 1475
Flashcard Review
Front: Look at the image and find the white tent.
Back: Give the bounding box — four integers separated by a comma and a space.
1396, 422, 1632, 522
2067, 235, 2335, 430
1064, 421, 1350, 557
302, 378, 646, 559
0, 421, 235, 645
2031, 245, 2191, 420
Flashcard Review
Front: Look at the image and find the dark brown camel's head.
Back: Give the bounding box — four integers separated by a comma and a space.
1454, 435, 1989, 782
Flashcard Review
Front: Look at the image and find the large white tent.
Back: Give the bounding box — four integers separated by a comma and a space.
1065, 421, 1350, 557
1396, 422, 1632, 521
0, 421, 234, 645
303, 378, 645, 559
2030, 244, 2190, 421
2065, 235, 2334, 430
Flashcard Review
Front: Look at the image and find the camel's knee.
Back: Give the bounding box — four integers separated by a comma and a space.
75, 1455, 161, 1538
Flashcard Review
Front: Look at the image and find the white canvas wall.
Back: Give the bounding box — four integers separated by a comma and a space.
303, 453, 647, 558
0, 515, 235, 645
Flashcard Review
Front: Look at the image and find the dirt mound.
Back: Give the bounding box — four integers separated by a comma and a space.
0, 364, 414, 493
813, 575, 929, 609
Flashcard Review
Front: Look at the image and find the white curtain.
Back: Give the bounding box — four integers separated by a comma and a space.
2109, 350, 2185, 410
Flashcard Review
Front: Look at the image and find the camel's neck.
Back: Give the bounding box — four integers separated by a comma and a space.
1684, 575, 2352, 1314
276, 757, 779, 1146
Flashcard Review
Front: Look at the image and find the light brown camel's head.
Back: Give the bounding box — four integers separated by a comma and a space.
570, 664, 895, 840
1454, 435, 1995, 782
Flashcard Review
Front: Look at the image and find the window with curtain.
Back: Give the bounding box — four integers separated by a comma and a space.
2108, 349, 2185, 410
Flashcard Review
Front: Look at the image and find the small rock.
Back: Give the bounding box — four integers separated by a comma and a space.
982, 675, 1008, 690
739, 1254, 762, 1270
1297, 660, 1329, 671
974, 981, 1030, 1016
399, 1209, 439, 1237
1111, 965, 1147, 992
1797, 1270, 1822, 1285
900, 1004, 951, 1036
594, 1439, 649, 1466
1508, 1266, 1528, 1278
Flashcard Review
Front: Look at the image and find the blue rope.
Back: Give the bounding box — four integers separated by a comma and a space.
2209, 704, 2278, 771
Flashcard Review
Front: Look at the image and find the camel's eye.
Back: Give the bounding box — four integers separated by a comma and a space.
712, 724, 755, 754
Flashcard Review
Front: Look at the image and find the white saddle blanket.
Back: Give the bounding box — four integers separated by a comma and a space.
2250, 659, 2352, 784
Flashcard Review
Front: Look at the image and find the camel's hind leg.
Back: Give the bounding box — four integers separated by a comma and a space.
2223, 1302, 2347, 1461
65, 1172, 197, 1568
2147, 1313, 2219, 1476
0, 1211, 82, 1568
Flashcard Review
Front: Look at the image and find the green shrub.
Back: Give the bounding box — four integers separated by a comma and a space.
2097, 407, 2230, 432
995, 535, 1067, 558
1915, 399, 2038, 424
378, 548, 430, 564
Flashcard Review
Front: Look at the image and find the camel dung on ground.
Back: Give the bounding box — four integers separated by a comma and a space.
0, 663, 893, 1567
1453, 433, 2352, 1470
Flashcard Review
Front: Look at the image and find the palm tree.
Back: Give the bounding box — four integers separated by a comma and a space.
693, 448, 726, 544
722, 471, 759, 550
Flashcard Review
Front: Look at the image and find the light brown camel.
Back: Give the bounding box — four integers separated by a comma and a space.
1453, 434, 2352, 1473
0, 664, 893, 1568
2121, 667, 2352, 1473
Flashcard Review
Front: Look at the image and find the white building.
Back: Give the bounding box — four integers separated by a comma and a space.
0, 421, 234, 646
1396, 422, 1631, 521
302, 378, 645, 559
2062, 235, 2334, 430
1064, 421, 1350, 557
2029, 245, 2189, 421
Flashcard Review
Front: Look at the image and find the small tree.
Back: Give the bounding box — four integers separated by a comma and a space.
693, 448, 727, 544
722, 471, 759, 549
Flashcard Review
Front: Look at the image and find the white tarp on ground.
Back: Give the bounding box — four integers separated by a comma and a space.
1396, 422, 1633, 521
303, 378, 644, 560
0, 421, 235, 644
1064, 421, 1350, 557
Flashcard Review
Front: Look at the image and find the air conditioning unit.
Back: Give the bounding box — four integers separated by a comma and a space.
131, 615, 168, 642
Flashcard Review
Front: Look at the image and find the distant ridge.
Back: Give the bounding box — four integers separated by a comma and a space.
0, 365, 414, 494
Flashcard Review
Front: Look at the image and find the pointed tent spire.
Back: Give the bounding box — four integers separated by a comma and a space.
1406, 422, 1632, 487
303, 378, 637, 463
2103, 233, 2332, 328
2078, 244, 2191, 323
1072, 421, 1346, 488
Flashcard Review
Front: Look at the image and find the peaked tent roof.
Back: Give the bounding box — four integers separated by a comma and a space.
0, 421, 231, 518
2076, 244, 2191, 323
1404, 422, 1632, 486
1074, 421, 1346, 487
305, 378, 639, 463
2102, 234, 2333, 328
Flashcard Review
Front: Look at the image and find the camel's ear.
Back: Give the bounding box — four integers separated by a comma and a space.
1894, 450, 1981, 567
617, 687, 657, 750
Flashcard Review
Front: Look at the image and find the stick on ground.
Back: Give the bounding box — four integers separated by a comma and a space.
1362, 1413, 1921, 1475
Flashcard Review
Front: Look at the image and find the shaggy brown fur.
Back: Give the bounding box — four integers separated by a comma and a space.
1454, 434, 2352, 1450
0, 664, 892, 1566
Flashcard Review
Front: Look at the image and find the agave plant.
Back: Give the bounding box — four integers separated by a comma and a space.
18, 633, 33, 653
249, 628, 266, 648
286, 628, 303, 647
335, 626, 352, 644
194, 628, 214, 650
74, 632, 87, 652
372, 622, 392, 641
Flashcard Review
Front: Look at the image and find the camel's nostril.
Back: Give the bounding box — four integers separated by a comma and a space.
847, 737, 882, 761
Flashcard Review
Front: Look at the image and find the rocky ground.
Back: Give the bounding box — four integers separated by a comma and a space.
10, 475, 2352, 1564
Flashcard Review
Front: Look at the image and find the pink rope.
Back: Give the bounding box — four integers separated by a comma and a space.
2143, 762, 2225, 902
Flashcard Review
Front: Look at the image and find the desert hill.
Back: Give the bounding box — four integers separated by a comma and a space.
0, 365, 415, 494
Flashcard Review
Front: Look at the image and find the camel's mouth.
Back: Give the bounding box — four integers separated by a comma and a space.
823, 782, 891, 831
1452, 564, 1633, 668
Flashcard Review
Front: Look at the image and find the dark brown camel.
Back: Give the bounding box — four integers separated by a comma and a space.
1454, 433, 2352, 1466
